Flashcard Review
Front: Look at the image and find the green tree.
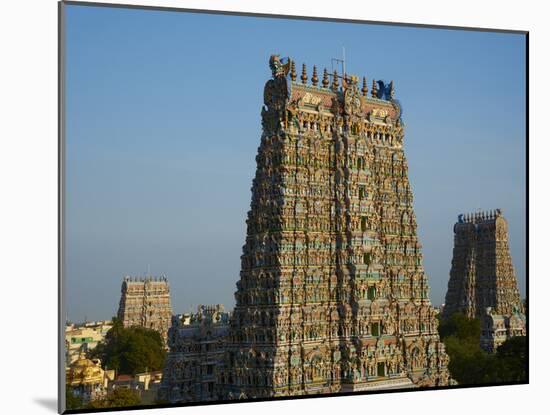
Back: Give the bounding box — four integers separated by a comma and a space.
87, 388, 141, 409
438, 313, 527, 385
441, 335, 489, 384
65, 385, 83, 410
89, 318, 165, 375
495, 336, 527, 382
438, 312, 480, 341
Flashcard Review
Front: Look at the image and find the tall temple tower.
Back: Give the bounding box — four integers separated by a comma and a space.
117, 276, 173, 345
443, 209, 524, 320
221, 55, 450, 399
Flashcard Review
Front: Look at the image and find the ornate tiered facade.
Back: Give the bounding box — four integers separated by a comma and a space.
220, 55, 450, 399
117, 276, 173, 345
442, 210, 525, 352
159, 305, 230, 403
443, 210, 524, 320
159, 304, 230, 403
479, 307, 526, 352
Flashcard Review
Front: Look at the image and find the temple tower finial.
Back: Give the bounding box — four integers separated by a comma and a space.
301, 63, 308, 85
322, 68, 329, 88
312, 65, 318, 86
332, 69, 339, 91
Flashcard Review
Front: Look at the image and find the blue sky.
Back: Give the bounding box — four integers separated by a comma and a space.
64, 4, 526, 323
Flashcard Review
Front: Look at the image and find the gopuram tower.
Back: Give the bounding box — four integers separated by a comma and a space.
222, 55, 450, 399
443, 209, 524, 320
117, 276, 173, 345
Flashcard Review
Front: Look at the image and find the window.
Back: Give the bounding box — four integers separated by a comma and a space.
377, 362, 385, 377
371, 322, 380, 337
367, 286, 376, 300
359, 185, 366, 199
361, 217, 367, 232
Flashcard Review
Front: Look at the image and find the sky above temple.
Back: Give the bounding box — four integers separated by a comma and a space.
64, 4, 526, 323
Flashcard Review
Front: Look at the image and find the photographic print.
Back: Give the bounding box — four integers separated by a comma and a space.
59, 1, 527, 413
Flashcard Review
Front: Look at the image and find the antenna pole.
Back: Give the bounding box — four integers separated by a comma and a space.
329, 49, 348, 89
342, 46, 346, 79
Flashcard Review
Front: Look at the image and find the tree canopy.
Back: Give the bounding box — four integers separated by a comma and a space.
86, 388, 141, 409
89, 318, 166, 375
438, 312, 481, 340
438, 312, 527, 385
65, 385, 83, 410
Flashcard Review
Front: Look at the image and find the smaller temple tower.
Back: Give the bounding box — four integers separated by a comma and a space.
117, 276, 173, 345
443, 209, 523, 320
442, 210, 525, 351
